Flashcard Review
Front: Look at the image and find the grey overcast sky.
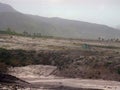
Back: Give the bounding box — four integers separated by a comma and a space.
0, 0, 120, 27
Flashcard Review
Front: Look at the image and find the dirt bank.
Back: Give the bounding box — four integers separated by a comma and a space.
9, 65, 120, 90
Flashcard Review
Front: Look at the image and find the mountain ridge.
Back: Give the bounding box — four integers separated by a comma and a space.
0, 3, 16, 12
0, 2, 120, 39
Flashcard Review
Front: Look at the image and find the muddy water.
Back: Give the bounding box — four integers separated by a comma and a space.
29, 87, 103, 90
29, 84, 103, 90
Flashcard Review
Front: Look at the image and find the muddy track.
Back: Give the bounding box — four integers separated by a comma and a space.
26, 78, 120, 90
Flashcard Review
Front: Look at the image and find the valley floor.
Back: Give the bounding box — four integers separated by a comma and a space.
26, 78, 120, 90
8, 65, 120, 90
0, 34, 120, 51
0, 35, 120, 90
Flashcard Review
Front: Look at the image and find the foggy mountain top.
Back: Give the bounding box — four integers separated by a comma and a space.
0, 0, 120, 28
0, 2, 120, 39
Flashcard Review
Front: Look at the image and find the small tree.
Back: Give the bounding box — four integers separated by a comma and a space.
6, 27, 12, 34
101, 38, 104, 41
33, 32, 41, 37
98, 37, 101, 41
23, 31, 29, 36
115, 38, 119, 42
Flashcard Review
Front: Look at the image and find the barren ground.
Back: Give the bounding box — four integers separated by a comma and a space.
0, 34, 120, 51
0, 35, 120, 90
9, 65, 120, 90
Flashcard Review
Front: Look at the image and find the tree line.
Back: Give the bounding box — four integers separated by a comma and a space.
0, 28, 42, 37
98, 37, 120, 42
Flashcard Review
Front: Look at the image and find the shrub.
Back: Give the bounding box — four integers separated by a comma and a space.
117, 68, 120, 74
0, 62, 8, 73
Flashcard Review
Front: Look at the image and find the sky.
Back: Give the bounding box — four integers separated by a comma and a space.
0, 0, 120, 28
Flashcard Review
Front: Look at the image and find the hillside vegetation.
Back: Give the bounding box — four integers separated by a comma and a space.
0, 48, 120, 81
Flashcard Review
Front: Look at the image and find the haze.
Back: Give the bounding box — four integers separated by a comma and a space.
0, 0, 120, 27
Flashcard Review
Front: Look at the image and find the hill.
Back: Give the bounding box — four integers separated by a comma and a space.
0, 3, 120, 39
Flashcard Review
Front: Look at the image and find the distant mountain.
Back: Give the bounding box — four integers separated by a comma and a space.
0, 3, 16, 12
0, 3, 120, 39
116, 25, 120, 30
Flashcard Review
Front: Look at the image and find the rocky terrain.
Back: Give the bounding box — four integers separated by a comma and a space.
0, 35, 120, 90
7, 65, 120, 90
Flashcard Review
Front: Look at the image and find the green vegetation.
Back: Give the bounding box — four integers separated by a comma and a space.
117, 68, 120, 74
0, 28, 54, 38
0, 28, 22, 36
0, 48, 72, 72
